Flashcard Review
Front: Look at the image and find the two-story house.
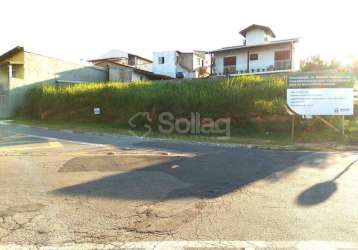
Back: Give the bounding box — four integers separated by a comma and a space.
211, 24, 299, 76
152, 50, 211, 79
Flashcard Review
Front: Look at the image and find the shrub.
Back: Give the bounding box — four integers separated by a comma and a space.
21, 76, 287, 124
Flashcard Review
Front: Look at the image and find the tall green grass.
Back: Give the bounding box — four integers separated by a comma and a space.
21, 76, 287, 124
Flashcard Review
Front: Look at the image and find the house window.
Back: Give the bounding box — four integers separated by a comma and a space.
223, 56, 236, 74
274, 50, 290, 61
274, 50, 291, 70
11, 67, 17, 78
249, 54, 258, 61
224, 56, 236, 66
158, 57, 165, 64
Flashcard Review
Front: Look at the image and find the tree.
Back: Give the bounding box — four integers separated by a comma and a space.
300, 55, 344, 72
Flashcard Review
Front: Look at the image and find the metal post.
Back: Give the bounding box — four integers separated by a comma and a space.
291, 115, 295, 143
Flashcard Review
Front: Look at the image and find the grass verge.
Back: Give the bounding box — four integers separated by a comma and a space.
13, 118, 356, 148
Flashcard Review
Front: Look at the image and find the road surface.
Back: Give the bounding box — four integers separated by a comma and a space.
0, 122, 358, 249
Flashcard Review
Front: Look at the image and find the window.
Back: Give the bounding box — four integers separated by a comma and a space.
158, 57, 165, 64
223, 56, 236, 66
249, 54, 258, 61
223, 56, 236, 75
274, 50, 290, 61
11, 67, 17, 78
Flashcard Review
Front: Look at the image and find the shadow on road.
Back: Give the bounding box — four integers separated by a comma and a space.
296, 159, 358, 206
52, 143, 330, 201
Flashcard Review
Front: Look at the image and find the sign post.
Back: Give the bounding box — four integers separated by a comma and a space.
287, 73, 354, 140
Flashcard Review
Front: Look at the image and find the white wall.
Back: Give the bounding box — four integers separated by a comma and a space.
245, 29, 271, 46
214, 51, 247, 74
213, 43, 293, 75
135, 63, 153, 72
152, 51, 177, 78
132, 71, 149, 81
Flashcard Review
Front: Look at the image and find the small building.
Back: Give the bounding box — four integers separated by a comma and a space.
89, 50, 170, 82
211, 24, 299, 76
0, 46, 107, 118
152, 50, 211, 79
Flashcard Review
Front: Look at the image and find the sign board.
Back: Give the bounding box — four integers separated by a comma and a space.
287, 73, 354, 116
94, 107, 101, 115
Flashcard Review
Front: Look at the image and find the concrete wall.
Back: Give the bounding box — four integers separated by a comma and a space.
23, 52, 107, 85
213, 43, 293, 75
131, 71, 149, 81
135, 63, 153, 72
105, 63, 149, 82
0, 50, 108, 118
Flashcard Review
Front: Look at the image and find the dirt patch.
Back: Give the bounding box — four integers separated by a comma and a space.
59, 155, 182, 172
122, 200, 207, 235
0, 203, 45, 218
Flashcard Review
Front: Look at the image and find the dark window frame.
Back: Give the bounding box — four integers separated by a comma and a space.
223, 56, 236, 66
249, 53, 258, 61
158, 57, 165, 64
274, 50, 291, 61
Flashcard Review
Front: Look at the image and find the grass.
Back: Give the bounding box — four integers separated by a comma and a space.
15, 76, 358, 147
13, 118, 292, 145
13, 118, 356, 147
19, 76, 287, 123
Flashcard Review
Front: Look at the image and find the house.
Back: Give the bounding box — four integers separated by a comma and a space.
0, 46, 107, 118
152, 50, 211, 79
89, 50, 171, 81
211, 24, 299, 76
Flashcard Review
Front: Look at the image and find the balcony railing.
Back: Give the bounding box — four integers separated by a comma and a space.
274, 60, 291, 70
223, 65, 236, 75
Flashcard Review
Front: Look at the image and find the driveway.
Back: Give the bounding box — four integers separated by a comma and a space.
1, 122, 358, 249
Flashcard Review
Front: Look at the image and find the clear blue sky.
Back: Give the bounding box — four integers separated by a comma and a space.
1, 0, 357, 64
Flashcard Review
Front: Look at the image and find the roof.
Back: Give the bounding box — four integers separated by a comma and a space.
211, 38, 299, 53
239, 24, 276, 38
93, 59, 172, 80
89, 50, 152, 63
0, 46, 24, 63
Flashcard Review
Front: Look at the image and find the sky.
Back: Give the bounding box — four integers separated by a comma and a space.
1, 0, 357, 64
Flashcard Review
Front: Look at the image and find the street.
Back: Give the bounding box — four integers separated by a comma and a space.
1, 122, 358, 249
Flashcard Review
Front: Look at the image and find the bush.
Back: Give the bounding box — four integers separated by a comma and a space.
20, 76, 287, 125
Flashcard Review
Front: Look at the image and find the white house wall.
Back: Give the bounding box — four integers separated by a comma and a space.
214, 51, 247, 74
214, 43, 293, 75
152, 51, 177, 78
245, 29, 269, 45
131, 71, 149, 81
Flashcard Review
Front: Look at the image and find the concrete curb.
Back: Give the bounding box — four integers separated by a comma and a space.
5, 120, 358, 152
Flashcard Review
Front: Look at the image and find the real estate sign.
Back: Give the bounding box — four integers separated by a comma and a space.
287, 73, 354, 116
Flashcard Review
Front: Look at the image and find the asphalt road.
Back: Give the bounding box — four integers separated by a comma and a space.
1, 122, 358, 249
